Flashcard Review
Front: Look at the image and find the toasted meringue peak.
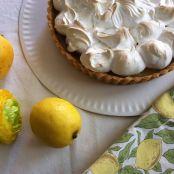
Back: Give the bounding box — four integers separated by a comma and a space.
53, 0, 65, 11
116, 0, 154, 16
130, 20, 165, 43
94, 27, 135, 49
80, 48, 114, 72
159, 29, 174, 55
155, 5, 174, 25
160, 0, 174, 5
112, 0, 154, 28
139, 40, 173, 69
66, 27, 92, 53
93, 6, 115, 32
93, 0, 115, 15
111, 48, 146, 76
54, 6, 77, 35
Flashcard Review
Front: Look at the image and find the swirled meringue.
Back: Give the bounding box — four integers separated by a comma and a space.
111, 48, 146, 76
159, 30, 174, 55
53, 0, 65, 11
66, 27, 92, 53
149, 0, 174, 6
155, 5, 174, 25
54, 6, 77, 35
138, 40, 173, 69
80, 48, 114, 72
94, 27, 135, 49
150, 0, 160, 5
112, 0, 154, 28
94, 5, 115, 32
94, 0, 115, 15
160, 0, 174, 5
130, 20, 165, 43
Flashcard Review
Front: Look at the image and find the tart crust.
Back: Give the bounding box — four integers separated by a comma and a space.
47, 0, 174, 85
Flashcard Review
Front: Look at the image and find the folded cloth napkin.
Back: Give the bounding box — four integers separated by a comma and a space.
83, 88, 174, 174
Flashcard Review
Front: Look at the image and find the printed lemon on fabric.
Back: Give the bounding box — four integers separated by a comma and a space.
89, 153, 119, 174
136, 139, 162, 170
0, 89, 21, 144
153, 88, 174, 119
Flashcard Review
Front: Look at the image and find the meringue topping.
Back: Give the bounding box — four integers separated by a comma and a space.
53, 0, 65, 11
160, 0, 174, 5
138, 40, 172, 69
95, 27, 135, 49
54, 6, 77, 35
93, 0, 115, 15
111, 48, 146, 76
159, 29, 174, 56
155, 5, 174, 25
66, 27, 92, 53
130, 20, 165, 43
80, 48, 114, 72
112, 0, 154, 28
54, 0, 174, 76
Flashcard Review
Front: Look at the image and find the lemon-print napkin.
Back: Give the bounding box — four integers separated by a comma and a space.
83, 88, 174, 174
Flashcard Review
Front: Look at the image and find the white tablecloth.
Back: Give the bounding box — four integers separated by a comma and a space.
0, 1, 137, 173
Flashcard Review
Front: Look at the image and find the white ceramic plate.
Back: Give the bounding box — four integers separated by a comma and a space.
19, 0, 174, 116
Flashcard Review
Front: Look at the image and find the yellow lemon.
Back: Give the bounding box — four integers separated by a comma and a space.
153, 91, 174, 118
0, 35, 14, 79
136, 139, 162, 170
90, 153, 119, 174
30, 97, 82, 148
0, 89, 21, 144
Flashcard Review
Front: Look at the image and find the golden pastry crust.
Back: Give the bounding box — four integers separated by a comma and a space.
47, 0, 174, 85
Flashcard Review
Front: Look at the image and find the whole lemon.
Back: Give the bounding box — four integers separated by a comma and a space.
30, 97, 82, 148
0, 89, 21, 144
0, 35, 14, 79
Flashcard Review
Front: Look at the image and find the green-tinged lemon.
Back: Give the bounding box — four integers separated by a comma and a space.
0, 89, 21, 144
136, 139, 162, 170
0, 35, 14, 79
90, 153, 119, 174
153, 91, 174, 118
30, 97, 82, 148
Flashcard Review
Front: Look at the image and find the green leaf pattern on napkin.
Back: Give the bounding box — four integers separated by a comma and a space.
120, 166, 143, 174
118, 139, 135, 164
137, 130, 141, 145
109, 146, 122, 152
129, 147, 138, 159
169, 88, 174, 97
152, 162, 162, 172
145, 130, 154, 139
117, 133, 133, 143
164, 149, 174, 164
135, 113, 168, 129
83, 95, 174, 174
162, 169, 174, 174
166, 121, 174, 127
155, 129, 174, 144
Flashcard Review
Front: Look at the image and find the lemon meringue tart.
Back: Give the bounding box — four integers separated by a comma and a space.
47, 0, 174, 84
